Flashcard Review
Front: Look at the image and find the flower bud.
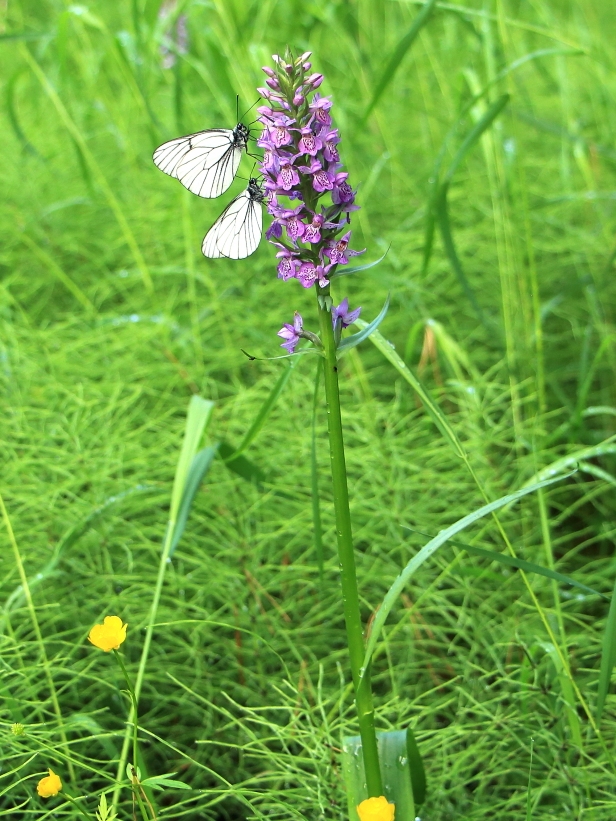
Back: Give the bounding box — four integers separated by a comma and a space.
302, 62, 312, 71
299, 51, 312, 62
266, 77, 280, 90
272, 54, 282, 64
307, 73, 324, 89
293, 93, 305, 105
284, 63, 294, 74
261, 66, 276, 77
257, 87, 273, 100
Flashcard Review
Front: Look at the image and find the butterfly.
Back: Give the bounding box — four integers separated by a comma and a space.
202, 178, 265, 260
153, 123, 250, 199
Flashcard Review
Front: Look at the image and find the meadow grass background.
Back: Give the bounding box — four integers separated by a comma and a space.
1, 0, 616, 818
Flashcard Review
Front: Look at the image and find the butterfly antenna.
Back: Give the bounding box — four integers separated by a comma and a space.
236, 94, 240, 124
240, 97, 261, 122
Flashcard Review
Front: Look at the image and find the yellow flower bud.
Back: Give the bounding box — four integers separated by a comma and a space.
357, 796, 395, 821
37, 768, 62, 798
88, 615, 127, 652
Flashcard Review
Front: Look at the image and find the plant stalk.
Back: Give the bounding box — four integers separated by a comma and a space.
317, 292, 383, 798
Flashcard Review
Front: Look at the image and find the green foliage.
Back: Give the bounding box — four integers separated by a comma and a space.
1, 0, 616, 819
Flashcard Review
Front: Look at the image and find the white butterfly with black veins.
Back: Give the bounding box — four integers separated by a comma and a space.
153, 123, 250, 199
202, 178, 265, 260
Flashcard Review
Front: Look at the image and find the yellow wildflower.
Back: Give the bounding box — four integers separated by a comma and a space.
88, 615, 127, 652
357, 796, 395, 821
37, 768, 62, 798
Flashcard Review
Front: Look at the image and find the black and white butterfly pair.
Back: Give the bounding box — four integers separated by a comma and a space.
153, 123, 264, 259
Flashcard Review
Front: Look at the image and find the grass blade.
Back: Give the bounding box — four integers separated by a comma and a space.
363, 0, 437, 121
597, 574, 616, 721
168, 446, 218, 558
522, 438, 616, 487
436, 187, 486, 325
227, 357, 300, 460
404, 528, 609, 600
353, 321, 466, 458
218, 440, 267, 485
362, 472, 573, 673
21, 46, 153, 292
113, 395, 214, 810
170, 396, 214, 522
406, 725, 426, 805
434, 94, 510, 322
442, 94, 510, 185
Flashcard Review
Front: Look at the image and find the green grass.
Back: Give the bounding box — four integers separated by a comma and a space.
2, 0, 616, 818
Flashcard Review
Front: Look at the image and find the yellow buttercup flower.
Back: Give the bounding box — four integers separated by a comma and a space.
357, 795, 395, 821
88, 615, 127, 652
37, 768, 62, 798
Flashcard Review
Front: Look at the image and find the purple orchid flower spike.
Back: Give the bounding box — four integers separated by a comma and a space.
277, 312, 303, 353
257, 51, 367, 291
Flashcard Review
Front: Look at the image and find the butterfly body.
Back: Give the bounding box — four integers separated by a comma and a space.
153, 122, 250, 199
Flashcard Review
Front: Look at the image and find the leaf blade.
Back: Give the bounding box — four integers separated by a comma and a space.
362, 472, 573, 672
363, 0, 437, 120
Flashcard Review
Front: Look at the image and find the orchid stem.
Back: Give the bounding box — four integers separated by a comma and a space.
317, 289, 383, 798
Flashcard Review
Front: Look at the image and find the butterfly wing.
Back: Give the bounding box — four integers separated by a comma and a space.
202, 188, 263, 260
153, 129, 241, 198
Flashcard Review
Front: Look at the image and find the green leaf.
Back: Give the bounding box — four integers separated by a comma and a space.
332, 249, 389, 278
218, 440, 267, 485
342, 730, 421, 818
436, 187, 486, 326
406, 725, 426, 805
363, 0, 437, 121
442, 93, 510, 185
140, 773, 191, 790
522, 438, 616, 487
168, 446, 218, 558
403, 528, 609, 600
362, 472, 573, 672
540, 641, 582, 747
423, 93, 510, 278
337, 295, 390, 356
434, 94, 510, 324
170, 396, 214, 522
597, 574, 616, 721
353, 322, 466, 458
227, 357, 300, 460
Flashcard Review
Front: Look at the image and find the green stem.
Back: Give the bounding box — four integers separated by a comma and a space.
317, 291, 383, 798
113, 650, 139, 773
112, 519, 175, 810
0, 491, 76, 784
60, 792, 91, 821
